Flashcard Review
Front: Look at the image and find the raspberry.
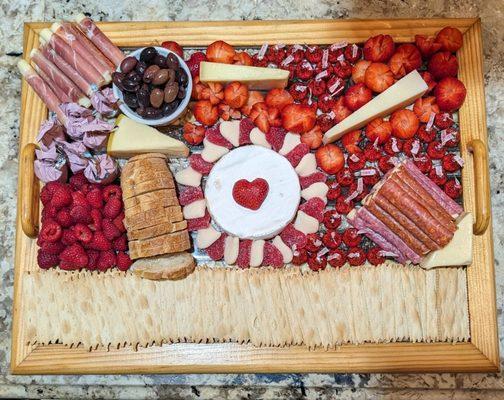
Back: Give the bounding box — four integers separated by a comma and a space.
206, 125, 233, 149
69, 172, 88, 189
280, 224, 307, 250
50, 185, 73, 209
323, 210, 341, 229
442, 153, 461, 172
383, 137, 403, 155
40, 240, 64, 255
427, 141, 446, 159
40, 185, 53, 206
336, 168, 354, 187
102, 219, 122, 240
103, 197, 123, 219
429, 168, 447, 186
307, 254, 327, 271
363, 143, 382, 162
326, 180, 341, 200
413, 155, 432, 173
335, 197, 353, 214
97, 250, 116, 271
291, 247, 308, 265
37, 249, 59, 269
73, 223, 93, 243
189, 154, 213, 175
417, 124, 436, 143
342, 228, 362, 247
378, 155, 394, 173
299, 197, 325, 222
71, 190, 89, 209
239, 118, 255, 145
102, 185, 122, 202
86, 250, 100, 270
90, 231, 112, 251
236, 239, 252, 269
206, 233, 226, 261
327, 249, 347, 268
299, 172, 326, 189
86, 188, 104, 209
265, 126, 287, 152
61, 229, 78, 245
70, 205, 92, 224
90, 209, 103, 231
113, 234, 129, 251
347, 154, 366, 171
434, 112, 453, 129
113, 212, 126, 233
41, 205, 58, 224
367, 247, 385, 266
322, 230, 342, 249
116, 251, 133, 271
40, 220, 62, 243
262, 242, 284, 267
187, 210, 211, 231
444, 178, 462, 199
56, 208, 73, 228
285, 143, 310, 167
59, 243, 88, 270
179, 186, 204, 206
347, 247, 366, 266
305, 233, 323, 253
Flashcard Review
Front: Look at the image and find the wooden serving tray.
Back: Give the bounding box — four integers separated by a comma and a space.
11, 18, 498, 374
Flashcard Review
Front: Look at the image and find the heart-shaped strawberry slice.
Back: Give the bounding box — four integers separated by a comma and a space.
232, 178, 269, 210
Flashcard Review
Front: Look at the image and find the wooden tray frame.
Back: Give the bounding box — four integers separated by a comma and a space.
11, 18, 499, 374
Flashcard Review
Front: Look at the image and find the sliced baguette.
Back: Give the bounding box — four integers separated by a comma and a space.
128, 153, 168, 162
125, 205, 183, 231
123, 189, 177, 210
130, 252, 195, 280
121, 176, 175, 199
127, 220, 188, 241
125, 195, 179, 215
129, 230, 191, 259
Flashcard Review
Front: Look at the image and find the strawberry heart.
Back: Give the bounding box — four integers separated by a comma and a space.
232, 178, 269, 210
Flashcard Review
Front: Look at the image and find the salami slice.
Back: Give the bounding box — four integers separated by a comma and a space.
403, 159, 463, 218
379, 179, 454, 247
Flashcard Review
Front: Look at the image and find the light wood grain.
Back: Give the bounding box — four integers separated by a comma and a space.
20, 143, 39, 238
11, 18, 499, 374
467, 139, 490, 235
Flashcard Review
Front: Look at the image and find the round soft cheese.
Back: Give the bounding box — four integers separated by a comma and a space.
205, 145, 301, 240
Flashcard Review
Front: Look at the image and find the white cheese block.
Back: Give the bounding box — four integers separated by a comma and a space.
295, 153, 317, 177
219, 120, 240, 147
205, 145, 301, 240
200, 61, 289, 90
323, 70, 429, 143
196, 226, 221, 249
301, 182, 329, 203
250, 127, 271, 149
201, 138, 229, 163
108, 115, 189, 158
272, 235, 293, 263
174, 166, 202, 187
249, 240, 265, 267
182, 199, 207, 219
293, 210, 319, 234
279, 132, 301, 155
420, 212, 473, 269
224, 236, 240, 265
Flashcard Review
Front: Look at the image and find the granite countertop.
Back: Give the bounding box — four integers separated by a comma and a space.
1, 1, 503, 399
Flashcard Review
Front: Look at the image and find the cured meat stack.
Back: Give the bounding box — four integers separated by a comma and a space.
348, 159, 463, 264
121, 153, 191, 260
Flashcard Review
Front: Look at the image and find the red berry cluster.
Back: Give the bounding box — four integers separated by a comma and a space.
37, 172, 132, 271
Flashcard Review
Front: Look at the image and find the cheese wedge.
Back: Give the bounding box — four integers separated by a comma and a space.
200, 62, 289, 90
323, 70, 428, 144
108, 115, 189, 158
420, 212, 473, 269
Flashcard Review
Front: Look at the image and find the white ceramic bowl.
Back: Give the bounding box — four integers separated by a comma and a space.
112, 46, 192, 126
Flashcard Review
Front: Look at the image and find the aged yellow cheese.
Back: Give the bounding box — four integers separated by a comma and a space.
420, 212, 473, 269
200, 62, 289, 90
107, 115, 189, 158
323, 70, 428, 144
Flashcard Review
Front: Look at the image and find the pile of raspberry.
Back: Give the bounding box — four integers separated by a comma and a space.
37, 171, 132, 271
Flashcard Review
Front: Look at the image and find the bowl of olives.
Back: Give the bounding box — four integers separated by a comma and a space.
112, 46, 192, 126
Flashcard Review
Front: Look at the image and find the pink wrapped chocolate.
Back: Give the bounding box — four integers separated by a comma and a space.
58, 140, 89, 173
34, 144, 68, 183
90, 88, 118, 117
83, 132, 108, 149
36, 116, 66, 150
61, 103, 113, 140
84, 153, 119, 184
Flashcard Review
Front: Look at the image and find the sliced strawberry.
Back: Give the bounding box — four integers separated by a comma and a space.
201, 82, 224, 105
435, 27, 463, 53
250, 102, 281, 133
388, 44, 422, 78
189, 154, 213, 174
331, 97, 352, 123
300, 172, 327, 189
206, 40, 236, 64
183, 122, 205, 145
241, 91, 264, 116
363, 34, 395, 63
316, 144, 345, 174
265, 88, 294, 111
186, 51, 207, 77
206, 125, 233, 149
281, 104, 316, 134
285, 143, 310, 167
420, 71, 437, 94
344, 82, 372, 111
342, 130, 362, 154
351, 60, 371, 84
434, 77, 467, 112
265, 126, 287, 151
428, 51, 458, 80
300, 125, 323, 150
206, 233, 226, 261
365, 117, 392, 144
390, 109, 419, 139
233, 51, 253, 66
161, 41, 183, 57
224, 81, 249, 108
413, 96, 440, 123
415, 35, 442, 60
364, 62, 394, 93
193, 100, 219, 126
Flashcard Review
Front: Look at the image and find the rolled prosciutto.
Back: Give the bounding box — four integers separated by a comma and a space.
18, 60, 67, 124
34, 65, 72, 103
74, 13, 125, 67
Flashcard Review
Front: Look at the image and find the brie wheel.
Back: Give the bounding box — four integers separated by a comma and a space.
205, 145, 301, 240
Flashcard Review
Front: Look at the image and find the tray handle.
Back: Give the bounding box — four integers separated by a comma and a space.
20, 143, 39, 238
467, 139, 490, 235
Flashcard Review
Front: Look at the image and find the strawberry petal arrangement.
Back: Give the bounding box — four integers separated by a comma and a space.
20, 17, 472, 276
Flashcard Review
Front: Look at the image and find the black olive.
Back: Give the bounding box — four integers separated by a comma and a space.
161, 101, 176, 116
166, 53, 179, 69
136, 106, 146, 117
136, 84, 151, 107
120, 56, 137, 74
122, 78, 139, 92
153, 54, 167, 68
135, 60, 148, 75
126, 71, 142, 85
123, 92, 139, 109
112, 72, 126, 90
178, 70, 188, 85
139, 47, 157, 63
145, 107, 162, 119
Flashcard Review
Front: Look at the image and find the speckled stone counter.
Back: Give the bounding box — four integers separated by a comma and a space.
1, 1, 503, 399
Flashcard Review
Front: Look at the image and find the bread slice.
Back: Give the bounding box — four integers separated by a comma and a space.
127, 220, 188, 241
125, 205, 183, 231
123, 189, 177, 210
129, 230, 191, 259
130, 252, 195, 280
128, 153, 168, 162
122, 157, 169, 178
121, 176, 175, 199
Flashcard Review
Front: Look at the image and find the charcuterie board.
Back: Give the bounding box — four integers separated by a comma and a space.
11, 18, 498, 374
